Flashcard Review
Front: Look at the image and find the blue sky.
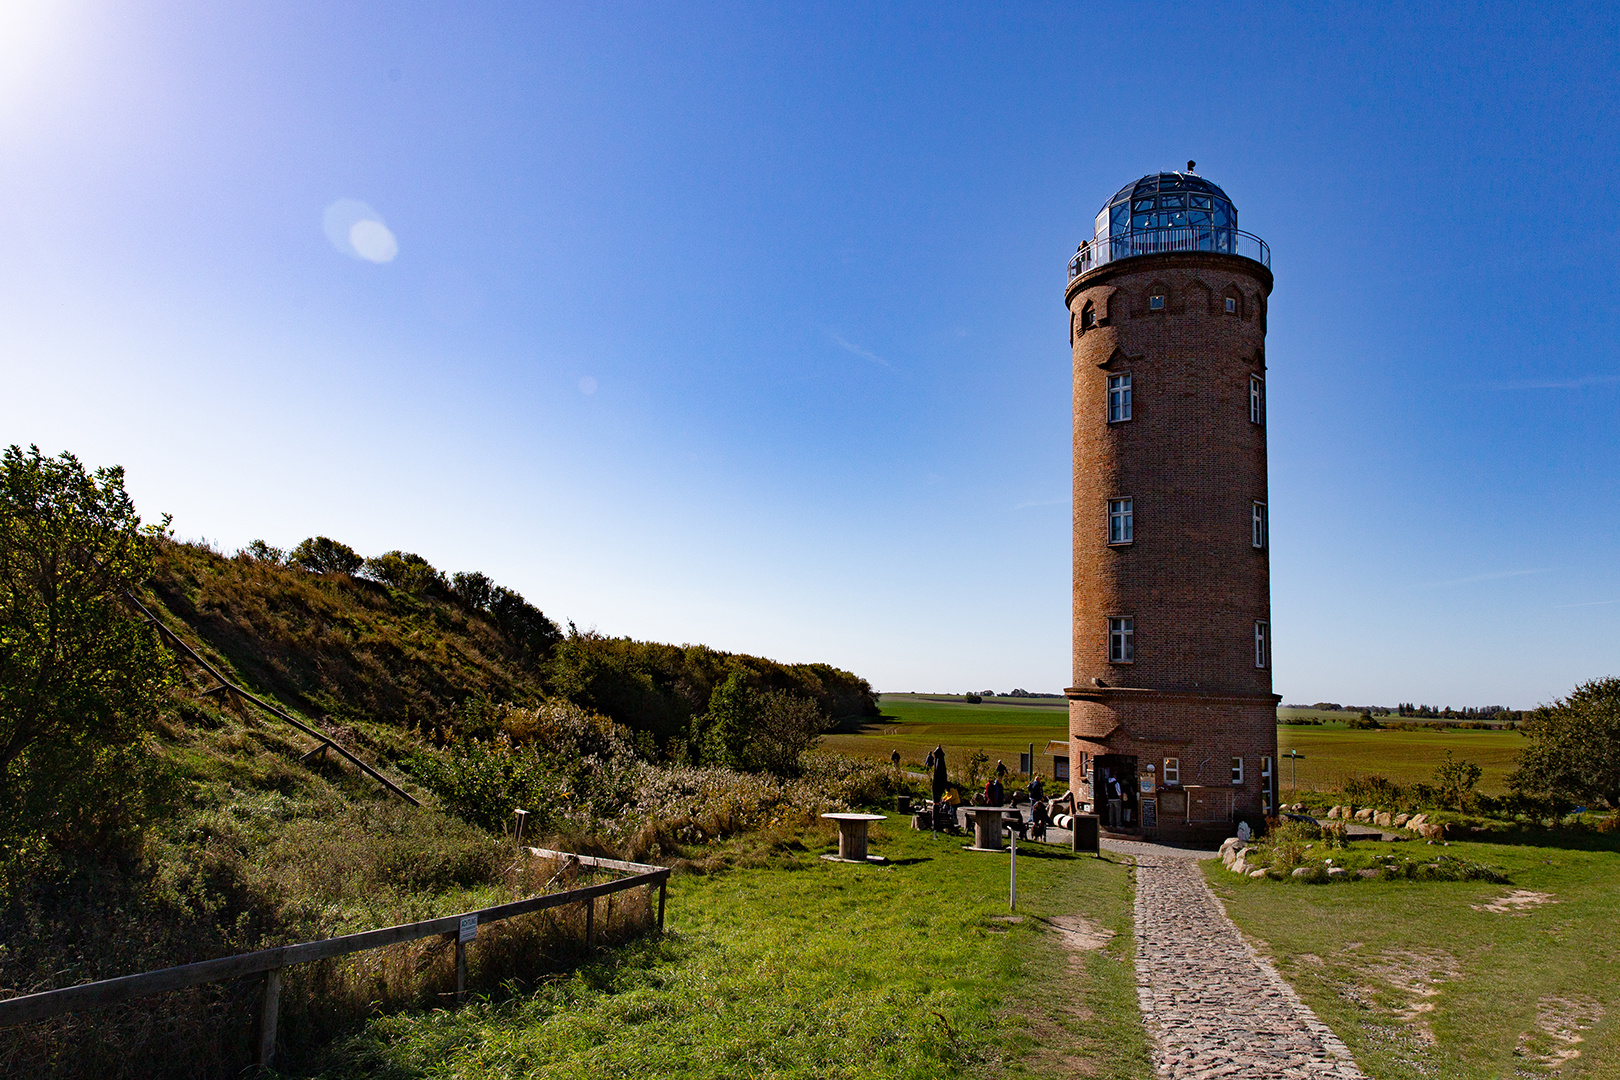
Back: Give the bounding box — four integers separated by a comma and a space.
3, 2, 1617, 707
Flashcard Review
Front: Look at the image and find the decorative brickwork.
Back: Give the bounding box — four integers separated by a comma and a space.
1064, 250, 1279, 831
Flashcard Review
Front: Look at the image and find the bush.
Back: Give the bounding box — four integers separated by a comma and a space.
1434, 751, 1483, 811
361, 550, 446, 595
288, 536, 363, 575
1343, 774, 1404, 808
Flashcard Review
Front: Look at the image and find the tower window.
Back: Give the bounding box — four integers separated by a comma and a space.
1232, 757, 1245, 785
1225, 297, 1237, 313
1249, 376, 1265, 425
1108, 498, 1133, 544
1162, 758, 1180, 785
1081, 301, 1096, 329
1149, 294, 1165, 310
1107, 374, 1132, 422
1252, 501, 1267, 549
1254, 621, 1269, 669
1108, 617, 1134, 663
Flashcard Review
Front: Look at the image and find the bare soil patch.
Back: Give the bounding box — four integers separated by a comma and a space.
1471, 889, 1558, 915
1516, 995, 1605, 1069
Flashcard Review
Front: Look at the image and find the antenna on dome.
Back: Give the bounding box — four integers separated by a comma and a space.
1187, 160, 1197, 173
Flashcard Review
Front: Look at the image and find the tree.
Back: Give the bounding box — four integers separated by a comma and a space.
0, 446, 173, 848
288, 535, 363, 575
1510, 677, 1620, 811
698, 671, 752, 769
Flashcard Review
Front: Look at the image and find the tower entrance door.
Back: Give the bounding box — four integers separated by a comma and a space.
1095, 754, 1138, 830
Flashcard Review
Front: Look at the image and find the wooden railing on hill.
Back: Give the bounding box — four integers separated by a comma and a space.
0, 849, 670, 1072
124, 588, 422, 805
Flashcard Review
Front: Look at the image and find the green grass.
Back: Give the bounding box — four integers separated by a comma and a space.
1207, 831, 1620, 1079
821, 695, 1068, 774
1276, 724, 1525, 795
829, 697, 1527, 797
305, 816, 1149, 1080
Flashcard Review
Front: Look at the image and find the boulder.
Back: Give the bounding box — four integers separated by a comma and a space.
1325, 806, 1342, 820
1354, 808, 1375, 823
1416, 823, 1444, 840
1327, 867, 1351, 880
1393, 813, 1410, 827
1249, 868, 1268, 878
1375, 811, 1394, 828
1357, 868, 1382, 879
1220, 838, 1246, 866
1406, 813, 1428, 830
1290, 866, 1315, 879
1231, 857, 1248, 875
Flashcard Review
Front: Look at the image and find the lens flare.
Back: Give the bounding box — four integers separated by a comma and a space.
322, 199, 398, 263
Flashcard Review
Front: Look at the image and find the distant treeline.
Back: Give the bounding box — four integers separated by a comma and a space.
1285, 702, 1523, 724
152, 538, 878, 754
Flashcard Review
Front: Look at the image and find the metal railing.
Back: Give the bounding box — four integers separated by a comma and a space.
1069, 227, 1270, 279
0, 848, 670, 1072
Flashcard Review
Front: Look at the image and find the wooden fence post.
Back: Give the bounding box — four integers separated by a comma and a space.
584, 898, 594, 951
657, 880, 666, 932
256, 967, 281, 1072
455, 941, 466, 1004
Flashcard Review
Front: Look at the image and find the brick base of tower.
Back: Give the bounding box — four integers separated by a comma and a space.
1066, 688, 1279, 842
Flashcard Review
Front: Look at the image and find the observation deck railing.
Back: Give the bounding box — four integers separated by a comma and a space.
1068, 227, 1269, 280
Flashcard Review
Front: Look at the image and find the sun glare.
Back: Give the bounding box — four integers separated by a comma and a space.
322, 198, 398, 264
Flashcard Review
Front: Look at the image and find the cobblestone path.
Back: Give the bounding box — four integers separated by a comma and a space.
1128, 845, 1366, 1079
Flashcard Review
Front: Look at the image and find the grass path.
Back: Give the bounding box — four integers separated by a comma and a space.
1207, 834, 1620, 1079
306, 817, 1151, 1079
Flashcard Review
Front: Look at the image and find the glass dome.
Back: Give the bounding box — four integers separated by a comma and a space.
1070, 169, 1267, 279
1094, 172, 1235, 240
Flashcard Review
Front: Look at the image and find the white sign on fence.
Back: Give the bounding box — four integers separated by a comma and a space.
459, 915, 478, 944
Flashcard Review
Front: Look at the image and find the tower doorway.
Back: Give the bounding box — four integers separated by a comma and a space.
1096, 754, 1138, 830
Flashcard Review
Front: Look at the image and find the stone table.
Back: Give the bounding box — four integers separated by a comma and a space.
820, 813, 888, 863
961, 806, 1017, 852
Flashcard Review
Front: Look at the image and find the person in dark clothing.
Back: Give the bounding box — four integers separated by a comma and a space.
929, 746, 949, 830
989, 776, 1005, 806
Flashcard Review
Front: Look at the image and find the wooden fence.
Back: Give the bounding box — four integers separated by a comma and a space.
0, 849, 670, 1071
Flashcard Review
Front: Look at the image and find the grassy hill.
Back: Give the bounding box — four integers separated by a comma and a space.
0, 538, 890, 1078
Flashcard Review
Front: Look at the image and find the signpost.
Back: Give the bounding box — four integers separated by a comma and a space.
1286, 749, 1305, 793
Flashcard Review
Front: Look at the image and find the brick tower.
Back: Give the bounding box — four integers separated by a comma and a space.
1064, 167, 1279, 837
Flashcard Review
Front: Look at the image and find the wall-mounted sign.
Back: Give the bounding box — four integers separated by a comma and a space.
459, 915, 478, 944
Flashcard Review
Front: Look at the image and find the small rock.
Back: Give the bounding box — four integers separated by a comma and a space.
1231, 858, 1248, 874
1291, 866, 1314, 878
1407, 813, 1428, 829
1374, 811, 1394, 827
1354, 808, 1375, 823
1416, 823, 1444, 840
1325, 806, 1342, 820
1327, 867, 1351, 879
1249, 868, 1268, 878
1393, 813, 1410, 827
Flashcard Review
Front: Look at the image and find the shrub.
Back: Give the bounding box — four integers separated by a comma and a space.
1434, 751, 1483, 811
1343, 774, 1403, 808
288, 536, 363, 575
361, 550, 446, 594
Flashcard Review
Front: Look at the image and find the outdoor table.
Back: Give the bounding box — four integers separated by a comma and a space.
962, 806, 1017, 852
820, 812, 888, 863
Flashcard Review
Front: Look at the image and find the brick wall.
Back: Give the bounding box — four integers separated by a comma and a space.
1064, 251, 1279, 823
